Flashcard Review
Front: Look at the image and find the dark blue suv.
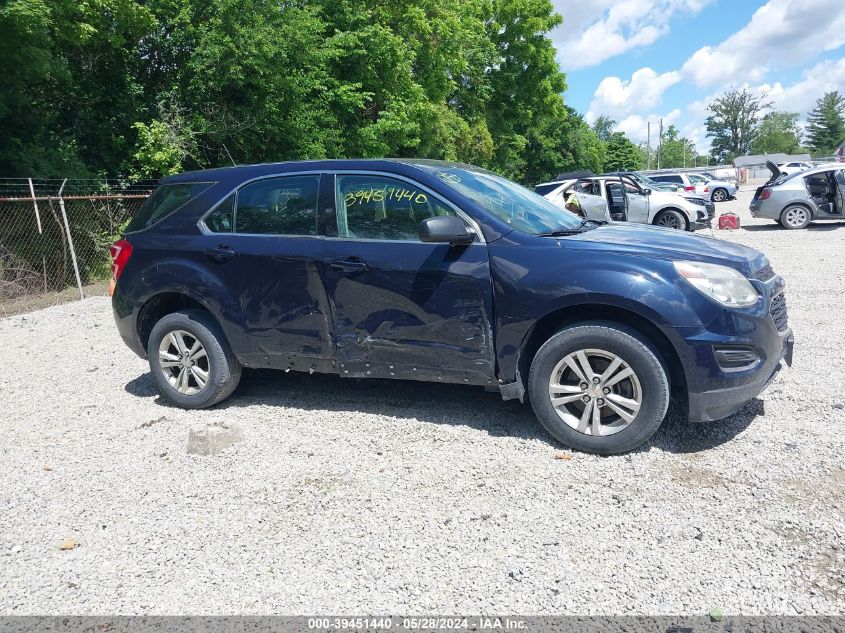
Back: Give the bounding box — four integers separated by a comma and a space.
111, 159, 793, 454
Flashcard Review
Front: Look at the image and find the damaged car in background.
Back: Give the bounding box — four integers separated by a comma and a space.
537, 173, 713, 230
751, 161, 845, 229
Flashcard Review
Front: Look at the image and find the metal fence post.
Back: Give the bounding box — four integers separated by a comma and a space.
56, 179, 85, 300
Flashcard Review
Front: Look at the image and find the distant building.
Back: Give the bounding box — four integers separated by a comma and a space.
835, 142, 845, 162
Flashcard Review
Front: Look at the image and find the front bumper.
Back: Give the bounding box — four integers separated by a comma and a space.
680, 271, 793, 423
687, 329, 793, 422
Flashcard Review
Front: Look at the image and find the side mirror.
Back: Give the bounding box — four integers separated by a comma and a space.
419, 216, 475, 245
642, 188, 652, 196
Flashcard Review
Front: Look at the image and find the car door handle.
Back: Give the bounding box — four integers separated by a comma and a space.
205, 245, 236, 263
329, 257, 368, 273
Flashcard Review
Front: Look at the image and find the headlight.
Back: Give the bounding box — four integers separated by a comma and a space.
673, 261, 759, 307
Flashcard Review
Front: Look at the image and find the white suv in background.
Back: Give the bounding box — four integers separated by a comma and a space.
648, 173, 708, 199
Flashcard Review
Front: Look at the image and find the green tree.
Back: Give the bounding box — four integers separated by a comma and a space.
806, 91, 845, 155
657, 125, 697, 169
604, 132, 643, 171
749, 111, 803, 155
706, 88, 771, 163
0, 0, 153, 176
592, 115, 616, 142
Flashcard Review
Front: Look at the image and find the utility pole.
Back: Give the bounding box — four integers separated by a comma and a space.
646, 122, 651, 170
657, 119, 663, 170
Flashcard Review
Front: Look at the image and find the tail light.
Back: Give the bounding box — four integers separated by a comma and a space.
684, 185, 695, 191
759, 188, 772, 201
109, 238, 133, 295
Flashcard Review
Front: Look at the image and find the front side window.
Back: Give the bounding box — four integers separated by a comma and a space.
409, 163, 582, 234
235, 175, 319, 235
335, 175, 456, 241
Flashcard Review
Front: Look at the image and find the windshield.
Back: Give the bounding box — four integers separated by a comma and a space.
412, 164, 582, 234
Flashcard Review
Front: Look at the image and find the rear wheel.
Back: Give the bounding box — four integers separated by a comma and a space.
780, 205, 810, 229
654, 209, 688, 231
712, 188, 728, 202
147, 309, 242, 408
528, 322, 670, 455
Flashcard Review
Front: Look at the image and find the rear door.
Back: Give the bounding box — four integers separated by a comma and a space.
571, 180, 610, 221
321, 171, 495, 384
198, 173, 334, 365
835, 170, 845, 216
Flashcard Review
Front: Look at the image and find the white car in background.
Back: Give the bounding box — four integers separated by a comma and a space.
776, 161, 814, 177
537, 174, 712, 231
648, 173, 710, 200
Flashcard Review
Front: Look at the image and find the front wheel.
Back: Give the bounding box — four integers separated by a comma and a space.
528, 323, 670, 455
147, 309, 242, 408
654, 209, 688, 231
712, 188, 728, 202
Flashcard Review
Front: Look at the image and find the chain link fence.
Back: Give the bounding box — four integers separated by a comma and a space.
0, 178, 156, 316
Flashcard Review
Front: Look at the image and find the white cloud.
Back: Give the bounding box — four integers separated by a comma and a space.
587, 67, 682, 120
615, 109, 681, 144
681, 0, 845, 87
758, 57, 845, 115
551, 0, 714, 70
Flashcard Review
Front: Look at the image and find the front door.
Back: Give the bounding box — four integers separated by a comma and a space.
197, 173, 334, 366
321, 172, 495, 385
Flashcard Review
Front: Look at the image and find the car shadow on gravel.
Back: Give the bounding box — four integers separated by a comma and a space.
743, 222, 845, 232
125, 369, 763, 454
641, 398, 762, 454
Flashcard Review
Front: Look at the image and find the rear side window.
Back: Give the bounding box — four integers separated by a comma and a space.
204, 194, 234, 233
235, 175, 319, 235
126, 182, 214, 233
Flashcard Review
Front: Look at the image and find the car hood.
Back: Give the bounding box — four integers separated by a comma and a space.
561, 222, 764, 271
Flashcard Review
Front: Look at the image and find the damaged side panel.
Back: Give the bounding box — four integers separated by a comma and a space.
322, 240, 496, 385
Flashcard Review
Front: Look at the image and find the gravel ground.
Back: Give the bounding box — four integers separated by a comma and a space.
1, 184, 843, 615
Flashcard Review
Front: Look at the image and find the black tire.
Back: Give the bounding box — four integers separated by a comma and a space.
147, 309, 242, 408
779, 205, 811, 230
653, 209, 688, 231
712, 188, 728, 202
528, 322, 670, 455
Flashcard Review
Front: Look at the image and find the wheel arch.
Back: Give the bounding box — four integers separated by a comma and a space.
515, 303, 687, 400
137, 291, 225, 352
652, 206, 691, 229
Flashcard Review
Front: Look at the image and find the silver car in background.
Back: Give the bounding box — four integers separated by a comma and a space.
750, 161, 845, 229
687, 173, 738, 202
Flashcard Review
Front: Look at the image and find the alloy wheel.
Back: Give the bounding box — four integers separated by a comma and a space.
712, 189, 727, 202
548, 348, 643, 437
158, 330, 210, 395
656, 214, 681, 229
783, 207, 809, 229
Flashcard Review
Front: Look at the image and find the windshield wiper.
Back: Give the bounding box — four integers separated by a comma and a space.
538, 219, 608, 237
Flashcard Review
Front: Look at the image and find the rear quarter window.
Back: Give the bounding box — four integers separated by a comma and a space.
125, 182, 214, 233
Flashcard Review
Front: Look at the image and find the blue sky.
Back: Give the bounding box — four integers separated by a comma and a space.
549, 0, 845, 152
